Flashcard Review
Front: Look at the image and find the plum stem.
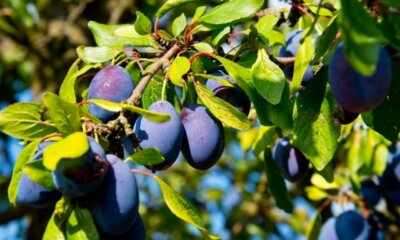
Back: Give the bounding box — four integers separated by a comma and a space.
131, 169, 155, 179
188, 51, 215, 63
127, 42, 183, 106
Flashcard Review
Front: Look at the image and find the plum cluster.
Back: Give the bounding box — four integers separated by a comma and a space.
15, 137, 146, 239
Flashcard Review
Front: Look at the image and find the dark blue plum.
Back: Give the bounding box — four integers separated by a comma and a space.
181, 104, 224, 170
102, 215, 146, 240
134, 100, 184, 170
279, 30, 314, 84
205, 71, 251, 115
335, 210, 371, 240
272, 137, 309, 182
318, 217, 338, 240
87, 65, 135, 122
360, 180, 381, 206
16, 142, 61, 208
90, 154, 139, 235
52, 136, 109, 197
379, 155, 400, 191
328, 43, 392, 113
336, 108, 359, 125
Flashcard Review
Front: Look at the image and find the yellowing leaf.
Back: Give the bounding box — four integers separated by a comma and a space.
169, 56, 190, 86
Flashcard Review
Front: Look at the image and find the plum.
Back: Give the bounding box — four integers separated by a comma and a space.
102, 215, 146, 240
336, 108, 359, 125
87, 65, 135, 122
181, 104, 224, 170
272, 137, 309, 182
16, 141, 61, 208
335, 210, 371, 240
52, 136, 109, 197
279, 30, 314, 84
360, 180, 381, 207
328, 43, 392, 113
134, 100, 184, 170
379, 155, 400, 191
205, 70, 251, 115
89, 154, 139, 235
318, 217, 338, 240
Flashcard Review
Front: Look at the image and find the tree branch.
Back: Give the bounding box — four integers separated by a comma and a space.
127, 43, 183, 106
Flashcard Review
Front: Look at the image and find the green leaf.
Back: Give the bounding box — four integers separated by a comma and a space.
142, 77, 163, 109
292, 68, 340, 170
291, 29, 314, 95
43, 132, 89, 171
215, 56, 271, 125
339, 0, 381, 76
43, 211, 66, 240
59, 60, 99, 104
169, 56, 190, 86
252, 48, 285, 105
380, 0, 400, 7
252, 126, 277, 156
0, 103, 57, 140
195, 83, 251, 130
66, 205, 99, 240
200, 0, 263, 26
126, 148, 165, 166
8, 140, 40, 205
305, 186, 328, 201
306, 213, 322, 240
43, 92, 81, 137
157, 0, 201, 19
77, 46, 119, 63
314, 16, 338, 61
87, 99, 171, 122
254, 14, 280, 44
380, 13, 400, 51
362, 63, 400, 142
193, 42, 214, 53
264, 149, 293, 213
134, 11, 152, 35
191, 6, 207, 23
154, 176, 220, 240
23, 160, 55, 189
195, 73, 234, 88
88, 21, 157, 48
211, 27, 230, 47
172, 13, 187, 37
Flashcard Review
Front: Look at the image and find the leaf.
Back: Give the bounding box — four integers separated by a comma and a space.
59, 60, 99, 104
310, 174, 339, 190
339, 0, 381, 76
88, 21, 157, 48
43, 211, 66, 240
191, 6, 207, 23
291, 29, 314, 95
43, 132, 89, 171
193, 42, 214, 53
195, 73, 234, 87
215, 56, 271, 125
254, 14, 279, 44
157, 0, 201, 19
380, 0, 400, 9
126, 148, 165, 165
142, 77, 163, 109
264, 149, 293, 213
154, 176, 220, 240
8, 140, 40, 205
134, 11, 152, 35
314, 16, 338, 61
0, 103, 58, 140
87, 99, 171, 122
292, 68, 340, 170
211, 27, 230, 47
380, 13, 400, 51
77, 46, 119, 63
66, 205, 99, 240
23, 160, 55, 189
306, 213, 322, 240
195, 83, 251, 130
305, 186, 328, 201
200, 0, 263, 26
252, 126, 277, 156
43, 92, 81, 137
362, 63, 400, 142
172, 13, 187, 37
252, 48, 285, 105
169, 56, 190, 86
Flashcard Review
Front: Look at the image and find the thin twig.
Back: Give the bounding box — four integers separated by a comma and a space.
271, 56, 296, 66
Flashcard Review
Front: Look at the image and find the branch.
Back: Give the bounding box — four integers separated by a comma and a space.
127, 43, 183, 106
271, 56, 296, 66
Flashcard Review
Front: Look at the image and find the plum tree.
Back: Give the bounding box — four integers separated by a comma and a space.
205, 70, 251, 115
89, 154, 139, 235
328, 43, 392, 113
134, 100, 184, 170
16, 142, 61, 207
279, 30, 314, 84
102, 216, 146, 240
181, 104, 224, 170
52, 136, 109, 197
318, 217, 338, 240
87, 65, 135, 122
335, 210, 370, 240
272, 137, 309, 182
